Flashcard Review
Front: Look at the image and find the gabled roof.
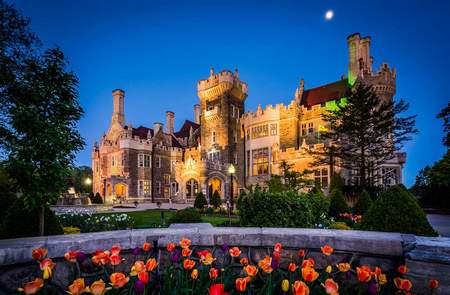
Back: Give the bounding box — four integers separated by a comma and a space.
174, 120, 200, 138
131, 126, 153, 139
301, 79, 349, 107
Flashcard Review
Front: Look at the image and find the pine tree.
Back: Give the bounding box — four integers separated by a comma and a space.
353, 190, 373, 215
313, 82, 417, 188
194, 192, 207, 210
210, 190, 222, 208
329, 189, 349, 218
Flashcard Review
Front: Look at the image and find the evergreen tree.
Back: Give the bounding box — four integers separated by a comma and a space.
312, 83, 417, 189
437, 102, 450, 147
194, 192, 207, 210
266, 161, 312, 192
353, 190, 373, 215
92, 192, 103, 204
329, 189, 349, 218
210, 190, 222, 208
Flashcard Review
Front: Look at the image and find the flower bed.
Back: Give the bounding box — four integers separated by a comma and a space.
19, 239, 440, 295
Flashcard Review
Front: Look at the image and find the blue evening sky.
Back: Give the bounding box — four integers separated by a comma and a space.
13, 0, 450, 186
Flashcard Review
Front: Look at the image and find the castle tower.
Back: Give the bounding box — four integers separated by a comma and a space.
347, 33, 373, 86
112, 89, 125, 126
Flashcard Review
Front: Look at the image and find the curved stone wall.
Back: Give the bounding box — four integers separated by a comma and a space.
0, 224, 449, 294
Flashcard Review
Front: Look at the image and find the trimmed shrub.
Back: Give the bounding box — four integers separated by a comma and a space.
237, 190, 313, 228
353, 190, 373, 215
360, 185, 438, 236
329, 189, 349, 218
194, 192, 207, 210
210, 190, 222, 208
168, 207, 202, 224
1, 197, 63, 238
305, 189, 330, 224
329, 222, 351, 230
92, 192, 103, 204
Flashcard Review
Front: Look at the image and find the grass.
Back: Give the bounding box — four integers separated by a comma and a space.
97, 209, 239, 228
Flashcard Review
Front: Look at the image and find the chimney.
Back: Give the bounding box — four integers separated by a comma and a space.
166, 111, 174, 134
112, 89, 125, 126
194, 104, 201, 124
153, 122, 163, 135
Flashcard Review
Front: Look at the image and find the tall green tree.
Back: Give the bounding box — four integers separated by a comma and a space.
313, 82, 417, 188
67, 165, 92, 194
266, 160, 313, 192
437, 102, 450, 147
1, 48, 84, 236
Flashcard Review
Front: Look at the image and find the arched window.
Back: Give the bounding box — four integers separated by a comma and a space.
186, 179, 198, 198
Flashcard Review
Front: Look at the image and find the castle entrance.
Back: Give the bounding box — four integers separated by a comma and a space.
114, 183, 127, 198
208, 177, 222, 199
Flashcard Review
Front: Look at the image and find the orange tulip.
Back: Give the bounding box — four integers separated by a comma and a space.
110, 244, 121, 256
183, 259, 196, 270
321, 244, 334, 256
302, 258, 315, 268
288, 263, 297, 272
110, 255, 122, 266
356, 266, 372, 282
201, 252, 216, 265
394, 277, 412, 291
244, 265, 258, 277
67, 278, 85, 295
337, 263, 351, 272
85, 279, 110, 295
110, 272, 129, 288
258, 256, 273, 274
297, 249, 305, 258
182, 248, 192, 257
92, 251, 110, 265
145, 258, 158, 272
210, 267, 219, 280
130, 261, 146, 276
142, 242, 152, 252
429, 279, 439, 289
32, 248, 47, 261
322, 278, 339, 295
274, 242, 283, 252
39, 258, 55, 280
229, 247, 241, 257
240, 257, 249, 266
18, 278, 44, 294
272, 251, 281, 263
166, 243, 176, 252
301, 267, 319, 282
64, 251, 78, 262
398, 265, 408, 275
292, 280, 310, 295
138, 271, 150, 284
235, 278, 248, 292
180, 238, 191, 249
191, 269, 199, 280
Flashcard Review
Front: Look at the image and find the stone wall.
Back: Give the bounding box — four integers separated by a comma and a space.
0, 224, 449, 294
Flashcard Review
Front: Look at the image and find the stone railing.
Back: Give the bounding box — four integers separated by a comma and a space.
0, 224, 449, 294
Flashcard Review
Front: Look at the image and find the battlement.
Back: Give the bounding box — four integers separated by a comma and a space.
197, 68, 248, 100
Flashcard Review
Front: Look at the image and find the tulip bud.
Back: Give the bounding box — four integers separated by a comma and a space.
325, 265, 332, 273
281, 279, 289, 293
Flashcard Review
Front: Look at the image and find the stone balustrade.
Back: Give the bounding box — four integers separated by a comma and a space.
0, 224, 449, 294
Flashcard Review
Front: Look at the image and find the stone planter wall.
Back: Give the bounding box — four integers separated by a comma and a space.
0, 223, 449, 294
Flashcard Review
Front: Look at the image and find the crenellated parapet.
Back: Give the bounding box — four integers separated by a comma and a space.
197, 68, 248, 101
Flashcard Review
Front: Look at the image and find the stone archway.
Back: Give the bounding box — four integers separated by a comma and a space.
114, 183, 127, 199
208, 177, 222, 200
185, 178, 199, 199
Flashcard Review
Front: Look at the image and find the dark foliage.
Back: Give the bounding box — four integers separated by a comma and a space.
92, 192, 103, 204
304, 188, 330, 224
168, 207, 202, 224
0, 167, 17, 224
329, 189, 349, 218
353, 190, 373, 215
210, 190, 222, 208
194, 192, 207, 210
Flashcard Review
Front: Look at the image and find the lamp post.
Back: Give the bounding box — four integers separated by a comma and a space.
228, 164, 235, 223
84, 177, 92, 186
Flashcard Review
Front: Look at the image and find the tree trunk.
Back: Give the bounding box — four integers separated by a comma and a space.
38, 206, 45, 236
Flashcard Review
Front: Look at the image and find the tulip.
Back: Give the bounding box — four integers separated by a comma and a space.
130, 261, 146, 276
191, 269, 199, 280
367, 283, 378, 295
180, 238, 191, 249
171, 250, 181, 263
321, 244, 334, 256
272, 251, 281, 263
183, 259, 196, 270
394, 277, 412, 291
166, 242, 176, 252
322, 278, 339, 295
132, 247, 141, 256
297, 249, 305, 258
67, 278, 85, 295
138, 271, 150, 284
288, 263, 297, 272
85, 279, 110, 295
244, 265, 258, 277
40, 258, 55, 280
220, 243, 229, 252
274, 242, 283, 252
145, 258, 158, 272
210, 267, 219, 280
142, 242, 152, 252
397, 265, 408, 274
32, 248, 48, 261
110, 244, 121, 256
18, 278, 44, 295
110, 272, 130, 288
235, 278, 248, 292
134, 279, 145, 294
64, 251, 78, 262
110, 255, 121, 266
337, 263, 351, 272
240, 257, 249, 266
210, 283, 228, 295
201, 253, 215, 265
325, 265, 332, 273
76, 251, 87, 263
229, 247, 241, 257
429, 279, 439, 289
302, 258, 315, 268
356, 266, 372, 282
281, 279, 290, 293
301, 267, 319, 282
292, 280, 310, 295
91, 251, 110, 265
258, 256, 273, 274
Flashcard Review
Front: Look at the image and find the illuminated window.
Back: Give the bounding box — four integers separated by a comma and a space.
301, 124, 306, 136
251, 124, 269, 139
138, 180, 144, 197
212, 131, 216, 143
138, 154, 151, 168
234, 131, 237, 143
164, 174, 170, 185
234, 152, 238, 164
246, 151, 250, 176
246, 129, 250, 140
186, 179, 198, 198
308, 122, 314, 135
111, 155, 116, 167
156, 156, 161, 168
252, 148, 269, 175
144, 180, 151, 195
270, 123, 277, 136
156, 181, 161, 194
314, 168, 329, 188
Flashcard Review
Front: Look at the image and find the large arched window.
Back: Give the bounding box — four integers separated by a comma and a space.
186, 179, 198, 198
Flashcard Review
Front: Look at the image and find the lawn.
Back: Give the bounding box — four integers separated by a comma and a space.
98, 209, 239, 228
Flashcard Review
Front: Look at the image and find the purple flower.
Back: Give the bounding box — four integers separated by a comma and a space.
171, 250, 181, 263
367, 283, 377, 295
134, 280, 145, 293
132, 247, 141, 256
76, 251, 87, 263
220, 243, 229, 252
270, 257, 279, 270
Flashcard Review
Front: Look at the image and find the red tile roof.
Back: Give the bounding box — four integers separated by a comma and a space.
301, 79, 349, 107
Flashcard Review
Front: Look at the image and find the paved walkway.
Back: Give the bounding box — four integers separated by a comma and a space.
427, 214, 450, 237
110, 202, 191, 212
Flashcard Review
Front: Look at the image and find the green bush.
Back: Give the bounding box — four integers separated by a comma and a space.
210, 190, 222, 208
353, 190, 373, 215
1, 197, 63, 238
237, 190, 313, 227
329, 189, 349, 218
168, 207, 202, 224
329, 173, 344, 193
305, 189, 330, 224
92, 192, 103, 204
194, 192, 207, 210
329, 221, 351, 230
0, 169, 17, 224
360, 185, 438, 236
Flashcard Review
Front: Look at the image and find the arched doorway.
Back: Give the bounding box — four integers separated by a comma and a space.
106, 183, 113, 197
185, 178, 198, 199
115, 183, 127, 198
208, 177, 222, 199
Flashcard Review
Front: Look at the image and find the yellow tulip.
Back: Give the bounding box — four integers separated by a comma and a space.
325, 265, 332, 273
281, 279, 290, 293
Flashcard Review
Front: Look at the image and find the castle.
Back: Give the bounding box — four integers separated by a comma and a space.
92, 33, 406, 204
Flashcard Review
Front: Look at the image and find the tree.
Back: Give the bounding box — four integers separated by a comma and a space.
194, 192, 207, 210
1, 48, 84, 236
210, 190, 222, 208
329, 189, 349, 218
437, 102, 450, 147
353, 190, 373, 215
313, 82, 417, 189
67, 165, 92, 194
266, 161, 312, 192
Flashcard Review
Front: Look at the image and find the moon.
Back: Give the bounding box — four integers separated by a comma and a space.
325, 10, 334, 20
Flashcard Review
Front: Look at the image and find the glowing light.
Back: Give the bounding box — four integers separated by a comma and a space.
228, 164, 236, 175
84, 177, 92, 185
325, 10, 334, 20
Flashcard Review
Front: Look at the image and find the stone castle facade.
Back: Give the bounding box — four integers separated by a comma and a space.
92, 33, 406, 203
